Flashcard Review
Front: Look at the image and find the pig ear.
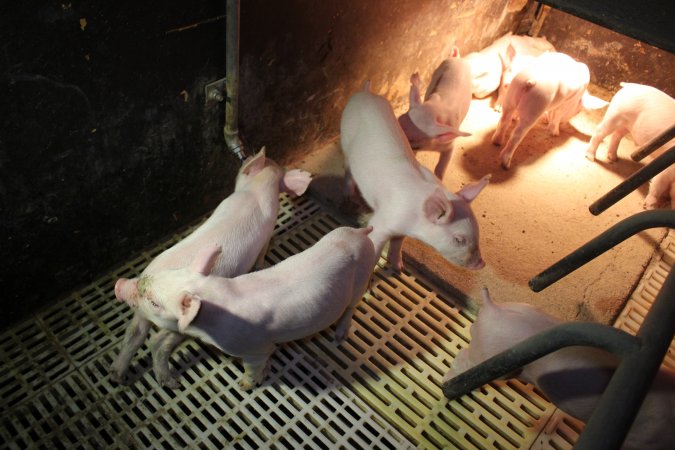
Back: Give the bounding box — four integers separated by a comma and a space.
241, 147, 267, 176
499, 44, 516, 69
190, 244, 222, 275
433, 119, 471, 142
457, 174, 491, 203
423, 188, 454, 224
280, 169, 312, 196
177, 293, 201, 332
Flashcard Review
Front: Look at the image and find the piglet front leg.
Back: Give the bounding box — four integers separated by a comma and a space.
150, 329, 185, 389
239, 352, 273, 391
111, 313, 152, 385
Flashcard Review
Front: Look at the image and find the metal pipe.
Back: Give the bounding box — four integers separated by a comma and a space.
631, 123, 675, 161
225, 0, 245, 160
529, 210, 675, 292
589, 146, 675, 215
442, 322, 639, 400
575, 269, 675, 450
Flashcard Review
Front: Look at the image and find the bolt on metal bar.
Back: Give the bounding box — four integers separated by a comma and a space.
442, 322, 640, 400
631, 123, 675, 161
529, 210, 675, 292
589, 146, 675, 215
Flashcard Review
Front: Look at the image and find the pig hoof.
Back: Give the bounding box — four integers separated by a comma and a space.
584, 152, 596, 162
643, 196, 660, 210
110, 370, 132, 386
238, 377, 256, 391
157, 373, 181, 389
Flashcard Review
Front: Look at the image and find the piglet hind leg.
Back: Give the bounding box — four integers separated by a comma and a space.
585, 119, 621, 161
110, 312, 152, 384
605, 129, 628, 162
644, 170, 673, 209
492, 108, 515, 147
499, 105, 546, 170
239, 352, 273, 391
334, 307, 355, 342
150, 329, 186, 389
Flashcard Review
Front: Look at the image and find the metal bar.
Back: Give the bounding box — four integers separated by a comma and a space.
576, 269, 675, 450
631, 124, 675, 161
529, 210, 675, 292
442, 322, 639, 400
589, 146, 675, 215
537, 0, 675, 54
224, 0, 245, 160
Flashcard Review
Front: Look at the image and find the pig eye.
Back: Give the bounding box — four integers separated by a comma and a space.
453, 235, 467, 246
146, 298, 159, 308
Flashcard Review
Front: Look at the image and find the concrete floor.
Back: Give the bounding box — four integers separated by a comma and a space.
293, 93, 667, 324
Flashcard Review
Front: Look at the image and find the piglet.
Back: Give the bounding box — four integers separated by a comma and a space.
445, 288, 675, 450
492, 51, 601, 169
112, 147, 311, 387
341, 81, 490, 272
115, 226, 376, 390
585, 82, 675, 209
465, 32, 555, 100
397, 47, 472, 179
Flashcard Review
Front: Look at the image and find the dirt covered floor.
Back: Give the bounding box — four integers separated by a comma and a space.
293, 92, 667, 324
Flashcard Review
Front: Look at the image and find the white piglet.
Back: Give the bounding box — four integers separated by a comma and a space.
398, 47, 472, 179
341, 82, 490, 272
445, 288, 675, 450
115, 226, 376, 390
492, 51, 598, 169
465, 32, 555, 100
112, 147, 312, 387
585, 82, 675, 209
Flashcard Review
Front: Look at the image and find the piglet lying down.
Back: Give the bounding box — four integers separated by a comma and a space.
115, 226, 376, 390
445, 288, 675, 450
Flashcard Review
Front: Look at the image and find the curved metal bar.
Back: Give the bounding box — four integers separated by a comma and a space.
529, 210, 675, 292
442, 322, 639, 400
589, 146, 675, 215
575, 269, 675, 450
631, 123, 675, 161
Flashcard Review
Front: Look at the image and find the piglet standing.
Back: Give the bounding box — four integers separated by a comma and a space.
341, 81, 490, 272
115, 226, 376, 390
112, 147, 312, 387
398, 47, 472, 179
445, 288, 675, 450
492, 51, 596, 169
464, 32, 555, 100
585, 82, 675, 209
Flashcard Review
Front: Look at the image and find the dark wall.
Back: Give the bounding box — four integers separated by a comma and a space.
0, 2, 241, 329
1, 0, 529, 329
238, 0, 530, 164
539, 7, 675, 98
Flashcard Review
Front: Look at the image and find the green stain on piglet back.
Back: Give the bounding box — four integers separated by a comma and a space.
138, 276, 151, 296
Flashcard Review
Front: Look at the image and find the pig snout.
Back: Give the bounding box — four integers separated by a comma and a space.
114, 278, 139, 305
467, 256, 485, 270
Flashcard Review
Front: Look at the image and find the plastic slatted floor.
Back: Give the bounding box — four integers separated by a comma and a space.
1, 194, 673, 449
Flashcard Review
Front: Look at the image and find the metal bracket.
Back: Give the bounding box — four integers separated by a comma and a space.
204, 77, 226, 106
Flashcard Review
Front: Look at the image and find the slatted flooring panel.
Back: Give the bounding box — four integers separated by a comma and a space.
1, 193, 672, 449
